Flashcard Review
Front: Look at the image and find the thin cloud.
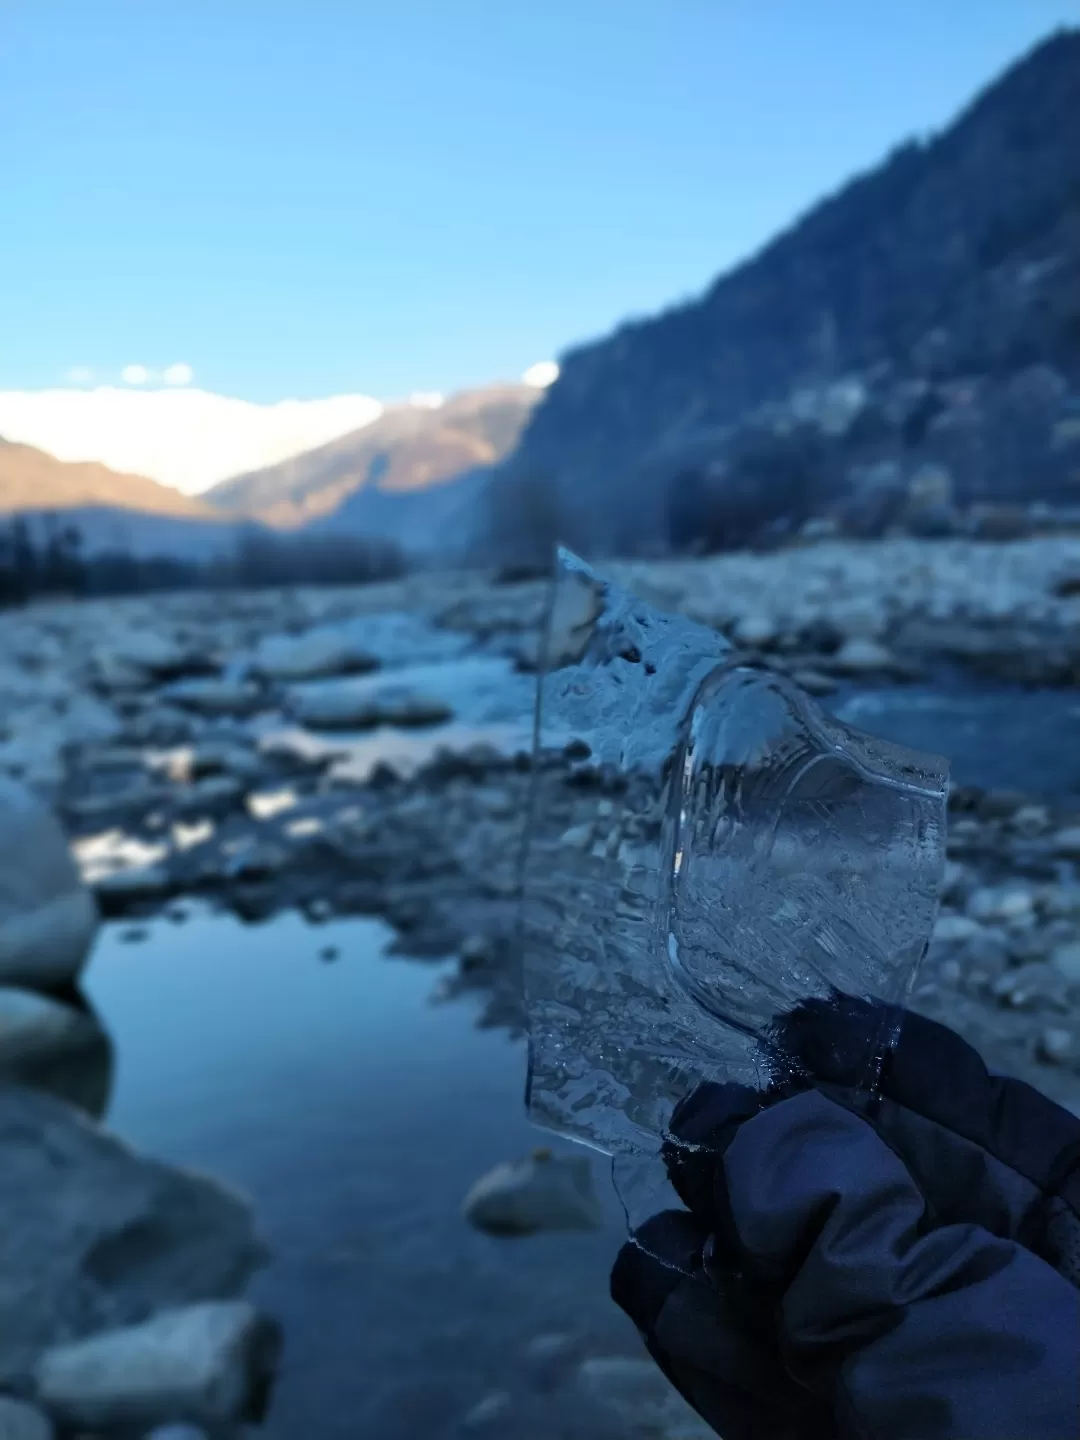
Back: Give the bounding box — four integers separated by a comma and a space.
163, 363, 194, 386
121, 364, 149, 385
65, 366, 94, 385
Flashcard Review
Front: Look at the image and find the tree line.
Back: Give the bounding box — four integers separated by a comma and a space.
0, 514, 406, 609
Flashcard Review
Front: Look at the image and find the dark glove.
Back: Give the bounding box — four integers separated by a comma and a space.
611, 998, 1080, 1440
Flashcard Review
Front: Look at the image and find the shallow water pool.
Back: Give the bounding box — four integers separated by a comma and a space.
85, 911, 633, 1439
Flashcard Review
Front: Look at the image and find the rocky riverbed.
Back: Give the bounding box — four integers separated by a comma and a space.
2, 536, 1080, 1437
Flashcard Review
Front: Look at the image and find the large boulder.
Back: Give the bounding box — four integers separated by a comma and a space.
32, 1301, 280, 1433
0, 989, 113, 1118
0, 778, 99, 989
0, 1086, 266, 1387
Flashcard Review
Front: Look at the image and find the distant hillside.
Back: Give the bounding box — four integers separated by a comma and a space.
0, 438, 216, 519
206, 385, 539, 535
486, 30, 1080, 558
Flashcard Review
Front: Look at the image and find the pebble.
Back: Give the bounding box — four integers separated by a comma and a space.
1052, 826, 1080, 858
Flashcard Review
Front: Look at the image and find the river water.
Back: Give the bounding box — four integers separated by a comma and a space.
82, 672, 1080, 1436
85, 911, 632, 1439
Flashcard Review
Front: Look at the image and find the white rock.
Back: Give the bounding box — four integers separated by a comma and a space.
732, 613, 778, 649
967, 885, 1035, 924
251, 628, 378, 681
932, 914, 984, 945
291, 684, 452, 732
577, 1356, 715, 1438
0, 1397, 53, 1440
0, 777, 99, 989
463, 1148, 602, 1236
830, 637, 899, 674
0, 1086, 265, 1387
1050, 942, 1080, 986
33, 1301, 279, 1432
0, 988, 111, 1116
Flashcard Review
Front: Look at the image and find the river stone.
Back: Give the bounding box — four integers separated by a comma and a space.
829, 637, 899, 674
733, 614, 778, 649
93, 865, 174, 914
0, 777, 99, 989
161, 680, 264, 718
188, 743, 266, 783
291, 684, 452, 732
0, 1398, 53, 1440
932, 914, 985, 945
103, 632, 197, 680
0, 1086, 266, 1387
0, 989, 112, 1117
32, 1301, 280, 1432
463, 1149, 602, 1236
1053, 827, 1080, 859
251, 629, 378, 681
966, 885, 1035, 924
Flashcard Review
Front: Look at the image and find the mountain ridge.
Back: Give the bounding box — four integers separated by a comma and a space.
0, 438, 219, 519
487, 29, 1080, 556
205, 384, 540, 534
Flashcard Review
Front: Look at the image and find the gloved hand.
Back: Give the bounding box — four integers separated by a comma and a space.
611, 997, 1080, 1440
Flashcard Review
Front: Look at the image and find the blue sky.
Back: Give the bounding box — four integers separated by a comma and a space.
3, 1, 1076, 404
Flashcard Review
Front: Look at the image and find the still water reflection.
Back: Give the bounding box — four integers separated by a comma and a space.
84, 911, 630, 1440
